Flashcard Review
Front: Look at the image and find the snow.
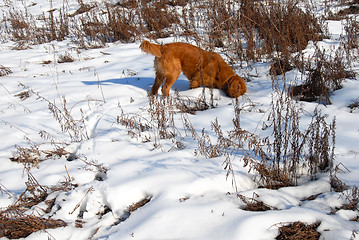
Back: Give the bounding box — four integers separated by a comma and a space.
1, 1, 359, 239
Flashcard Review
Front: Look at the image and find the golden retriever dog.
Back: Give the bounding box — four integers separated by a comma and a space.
140, 40, 247, 98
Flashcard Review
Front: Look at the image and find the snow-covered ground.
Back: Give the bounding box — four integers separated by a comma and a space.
1, 0, 359, 239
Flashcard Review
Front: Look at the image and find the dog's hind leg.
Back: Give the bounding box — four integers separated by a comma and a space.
161, 71, 181, 96
151, 57, 165, 95
161, 59, 181, 96
151, 71, 165, 95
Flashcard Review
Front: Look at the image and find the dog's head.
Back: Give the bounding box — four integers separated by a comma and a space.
225, 75, 247, 98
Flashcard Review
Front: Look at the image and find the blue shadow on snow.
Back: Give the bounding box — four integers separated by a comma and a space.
82, 77, 190, 92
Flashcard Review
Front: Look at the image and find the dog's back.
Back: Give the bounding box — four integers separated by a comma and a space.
140, 41, 201, 60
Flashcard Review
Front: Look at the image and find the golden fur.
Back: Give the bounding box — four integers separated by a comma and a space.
140, 40, 247, 98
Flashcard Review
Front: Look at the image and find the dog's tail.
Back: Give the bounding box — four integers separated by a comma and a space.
140, 40, 162, 58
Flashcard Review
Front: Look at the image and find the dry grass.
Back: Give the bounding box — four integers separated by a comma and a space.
276, 221, 321, 240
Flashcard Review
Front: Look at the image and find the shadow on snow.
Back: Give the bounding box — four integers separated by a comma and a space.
82, 77, 190, 93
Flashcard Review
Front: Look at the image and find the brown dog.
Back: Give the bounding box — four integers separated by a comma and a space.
140, 40, 247, 98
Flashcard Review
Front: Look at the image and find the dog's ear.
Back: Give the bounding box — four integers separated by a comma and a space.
226, 75, 247, 98
217, 60, 234, 84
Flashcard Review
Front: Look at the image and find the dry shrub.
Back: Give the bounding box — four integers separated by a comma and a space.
74, 0, 179, 45
147, 95, 178, 140
0, 207, 66, 239
0, 65, 12, 77
348, 97, 359, 113
15, 171, 49, 210
232, 80, 334, 188
197, 83, 335, 189
305, 109, 336, 176
291, 46, 354, 104
276, 221, 321, 240
118, 93, 214, 151
337, 2, 359, 17
1, 0, 325, 56
330, 174, 349, 192
3, 5, 69, 44
197, 0, 324, 63
264, 82, 335, 186
340, 186, 359, 211
57, 52, 74, 63
128, 196, 152, 213
18, 83, 91, 142
117, 105, 152, 140
10, 142, 71, 168
342, 16, 359, 55
196, 126, 222, 159
113, 195, 152, 226
106, 4, 140, 43
254, 1, 323, 57
69, 3, 96, 17
270, 57, 294, 76
13, 169, 76, 210
14, 90, 31, 101
140, 0, 180, 39
74, 2, 140, 46
0, 169, 76, 239
238, 193, 273, 212
57, 53, 74, 63
10, 144, 42, 167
